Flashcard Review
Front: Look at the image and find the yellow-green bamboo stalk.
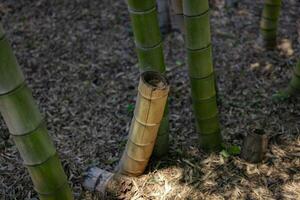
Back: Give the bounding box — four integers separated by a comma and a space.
0, 24, 73, 200
259, 0, 282, 49
127, 0, 169, 157
118, 71, 169, 176
183, 0, 222, 151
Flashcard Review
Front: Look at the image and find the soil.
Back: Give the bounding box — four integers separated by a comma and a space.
0, 0, 299, 199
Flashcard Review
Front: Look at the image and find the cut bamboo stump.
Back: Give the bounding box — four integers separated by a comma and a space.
83, 167, 134, 199
118, 71, 169, 176
241, 129, 268, 163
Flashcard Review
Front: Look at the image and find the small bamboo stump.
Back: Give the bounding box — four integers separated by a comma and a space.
241, 129, 268, 163
83, 167, 134, 199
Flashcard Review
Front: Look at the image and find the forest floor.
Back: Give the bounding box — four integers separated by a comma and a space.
0, 0, 300, 199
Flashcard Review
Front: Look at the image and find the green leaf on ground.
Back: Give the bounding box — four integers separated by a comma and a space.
127, 103, 135, 113
220, 150, 230, 158
272, 91, 290, 102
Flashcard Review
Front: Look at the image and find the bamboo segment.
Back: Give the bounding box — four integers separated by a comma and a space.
169, 0, 184, 33
0, 24, 73, 199
196, 115, 220, 134
0, 37, 25, 95
260, 18, 278, 30
157, 0, 171, 34
12, 123, 56, 165
193, 96, 218, 120
188, 45, 213, 78
0, 84, 42, 135
127, 0, 170, 157
183, 0, 222, 150
184, 11, 211, 50
127, 0, 156, 12
136, 43, 165, 73
262, 5, 281, 20
259, 0, 282, 49
118, 71, 169, 176
183, 0, 209, 17
190, 74, 216, 100
27, 154, 69, 194
129, 7, 162, 48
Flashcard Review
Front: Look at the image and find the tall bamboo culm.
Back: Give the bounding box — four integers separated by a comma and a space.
0, 24, 73, 200
259, 0, 282, 49
127, 0, 169, 157
182, 0, 222, 151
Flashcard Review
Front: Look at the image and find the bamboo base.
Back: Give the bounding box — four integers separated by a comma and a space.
198, 131, 222, 151
241, 129, 268, 163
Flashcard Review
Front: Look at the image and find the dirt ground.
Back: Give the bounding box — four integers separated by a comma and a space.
0, 0, 300, 199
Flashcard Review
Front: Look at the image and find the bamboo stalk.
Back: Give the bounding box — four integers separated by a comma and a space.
0, 25, 73, 199
127, 0, 170, 157
259, 0, 282, 49
157, 0, 171, 34
183, 0, 222, 151
0, 36, 25, 95
118, 71, 169, 176
169, 0, 184, 33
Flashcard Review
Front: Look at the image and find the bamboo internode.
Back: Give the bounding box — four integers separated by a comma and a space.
0, 36, 25, 95
259, 0, 282, 49
183, 0, 222, 150
118, 71, 169, 176
0, 25, 73, 200
127, 0, 170, 157
169, 0, 184, 33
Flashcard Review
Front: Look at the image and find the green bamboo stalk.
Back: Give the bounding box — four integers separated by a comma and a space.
0, 25, 73, 200
127, 0, 169, 157
259, 0, 282, 49
183, 0, 222, 151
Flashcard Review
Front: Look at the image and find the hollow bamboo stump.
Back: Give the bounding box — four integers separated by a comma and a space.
83, 167, 134, 199
241, 129, 268, 163
118, 71, 169, 176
